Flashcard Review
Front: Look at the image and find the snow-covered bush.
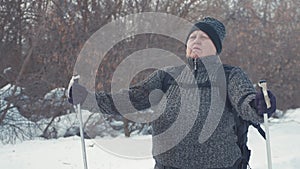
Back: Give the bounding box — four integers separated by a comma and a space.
0, 85, 71, 144
0, 84, 41, 144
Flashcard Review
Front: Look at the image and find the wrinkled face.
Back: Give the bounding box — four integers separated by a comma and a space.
186, 30, 217, 58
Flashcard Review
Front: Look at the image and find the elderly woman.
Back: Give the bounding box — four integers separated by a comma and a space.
68, 17, 276, 169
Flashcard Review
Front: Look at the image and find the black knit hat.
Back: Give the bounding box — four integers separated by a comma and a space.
186, 17, 226, 54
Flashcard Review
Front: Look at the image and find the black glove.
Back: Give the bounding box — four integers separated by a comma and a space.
67, 75, 88, 105
255, 90, 276, 118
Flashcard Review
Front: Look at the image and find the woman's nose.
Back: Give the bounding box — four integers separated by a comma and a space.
193, 36, 202, 44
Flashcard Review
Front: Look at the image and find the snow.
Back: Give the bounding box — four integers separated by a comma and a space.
0, 108, 300, 169
0, 137, 154, 169
3, 67, 12, 74
44, 87, 66, 100
248, 108, 300, 169
1, 83, 300, 169
0, 84, 23, 97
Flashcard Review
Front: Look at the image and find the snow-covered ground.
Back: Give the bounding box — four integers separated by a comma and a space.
1, 108, 300, 169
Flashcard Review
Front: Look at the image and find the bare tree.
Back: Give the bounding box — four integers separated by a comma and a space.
1, 0, 299, 142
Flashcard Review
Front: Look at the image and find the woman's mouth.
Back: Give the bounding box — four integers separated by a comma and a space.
192, 46, 201, 50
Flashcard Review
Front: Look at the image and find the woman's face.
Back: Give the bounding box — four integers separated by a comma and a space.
186, 30, 217, 58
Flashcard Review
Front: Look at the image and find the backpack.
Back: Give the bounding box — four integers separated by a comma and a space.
162, 64, 266, 169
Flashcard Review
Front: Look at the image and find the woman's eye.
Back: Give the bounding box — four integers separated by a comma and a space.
189, 35, 196, 39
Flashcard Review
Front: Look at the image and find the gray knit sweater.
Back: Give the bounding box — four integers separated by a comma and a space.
93, 55, 263, 169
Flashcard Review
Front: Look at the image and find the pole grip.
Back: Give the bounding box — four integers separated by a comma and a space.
258, 80, 271, 108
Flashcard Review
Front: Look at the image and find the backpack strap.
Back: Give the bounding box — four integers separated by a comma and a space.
250, 122, 266, 139
232, 109, 251, 169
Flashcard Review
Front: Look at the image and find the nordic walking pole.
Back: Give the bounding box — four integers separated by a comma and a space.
68, 75, 89, 169
74, 103, 88, 169
258, 80, 272, 169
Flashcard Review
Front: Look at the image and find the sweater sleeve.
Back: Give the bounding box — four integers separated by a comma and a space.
227, 67, 263, 123
95, 69, 165, 116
